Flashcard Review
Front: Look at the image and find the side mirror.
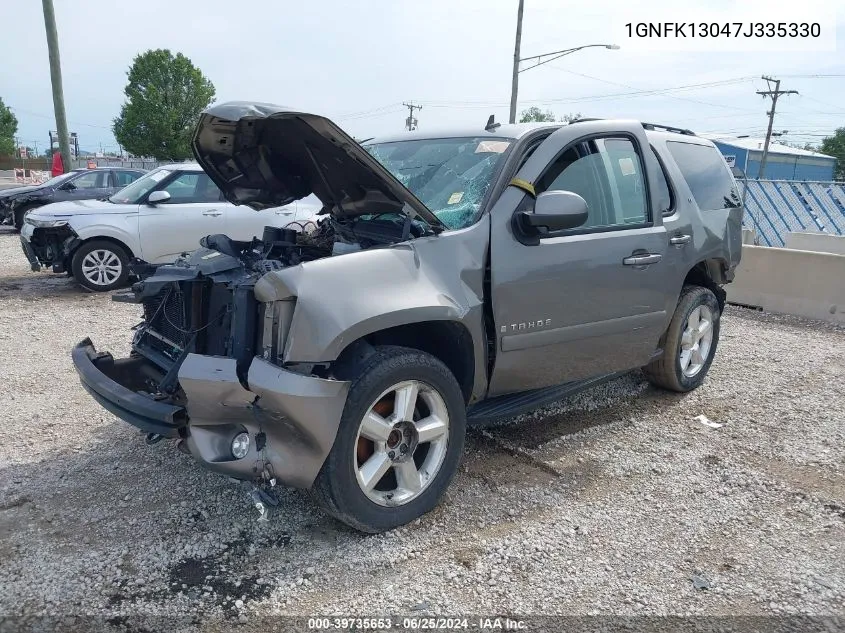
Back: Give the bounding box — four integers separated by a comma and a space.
515, 190, 589, 237
147, 190, 171, 205
59, 181, 76, 191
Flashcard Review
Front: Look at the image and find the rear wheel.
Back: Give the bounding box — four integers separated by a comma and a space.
312, 346, 466, 533
71, 240, 131, 292
644, 285, 721, 392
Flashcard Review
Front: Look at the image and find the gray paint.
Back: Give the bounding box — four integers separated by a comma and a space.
254, 218, 491, 401
179, 354, 349, 487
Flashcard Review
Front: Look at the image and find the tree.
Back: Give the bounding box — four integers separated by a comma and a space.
820, 127, 845, 180
0, 97, 18, 156
518, 108, 582, 124
113, 49, 215, 161
519, 107, 556, 123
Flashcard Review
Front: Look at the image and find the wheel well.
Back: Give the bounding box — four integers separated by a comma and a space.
684, 260, 726, 311
339, 321, 476, 404
70, 236, 135, 263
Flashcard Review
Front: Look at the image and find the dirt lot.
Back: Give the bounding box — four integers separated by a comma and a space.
0, 226, 842, 628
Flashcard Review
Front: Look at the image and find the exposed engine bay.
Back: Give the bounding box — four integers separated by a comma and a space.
121, 214, 434, 382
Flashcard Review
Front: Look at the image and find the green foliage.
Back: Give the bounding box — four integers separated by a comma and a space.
518, 108, 582, 124
0, 97, 18, 156
519, 107, 557, 123
819, 127, 845, 180
113, 49, 215, 161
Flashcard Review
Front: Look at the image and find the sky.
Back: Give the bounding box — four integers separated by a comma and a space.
1, 0, 843, 155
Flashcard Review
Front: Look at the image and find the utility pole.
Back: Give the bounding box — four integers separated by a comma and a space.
403, 102, 422, 131
509, 0, 525, 124
756, 76, 797, 179
42, 0, 72, 172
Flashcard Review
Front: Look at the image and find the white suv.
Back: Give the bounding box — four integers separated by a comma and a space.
20, 163, 321, 291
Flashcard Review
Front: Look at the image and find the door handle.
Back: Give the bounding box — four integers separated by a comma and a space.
202, 209, 223, 217
669, 234, 691, 246
623, 253, 662, 266
275, 209, 294, 215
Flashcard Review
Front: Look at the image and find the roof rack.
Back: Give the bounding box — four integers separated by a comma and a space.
568, 118, 696, 136
641, 122, 696, 136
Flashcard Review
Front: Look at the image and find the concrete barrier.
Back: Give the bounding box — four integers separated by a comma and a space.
727, 244, 845, 324
784, 232, 845, 256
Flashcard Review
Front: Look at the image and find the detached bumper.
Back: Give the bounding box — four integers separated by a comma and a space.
72, 339, 186, 437
19, 235, 41, 272
72, 339, 350, 489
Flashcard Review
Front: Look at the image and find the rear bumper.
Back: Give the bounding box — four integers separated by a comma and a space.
72, 338, 350, 488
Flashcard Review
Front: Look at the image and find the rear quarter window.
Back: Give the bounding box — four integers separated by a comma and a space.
666, 141, 741, 211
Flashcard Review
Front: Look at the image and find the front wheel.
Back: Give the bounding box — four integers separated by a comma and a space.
71, 240, 131, 292
644, 285, 721, 392
312, 346, 466, 533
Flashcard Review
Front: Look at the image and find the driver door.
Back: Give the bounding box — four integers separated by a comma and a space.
487, 121, 672, 395
138, 171, 226, 263
54, 170, 111, 201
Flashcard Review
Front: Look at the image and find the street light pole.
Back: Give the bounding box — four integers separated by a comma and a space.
507, 1, 619, 124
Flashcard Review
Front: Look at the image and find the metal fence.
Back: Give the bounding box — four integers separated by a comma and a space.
738, 180, 845, 247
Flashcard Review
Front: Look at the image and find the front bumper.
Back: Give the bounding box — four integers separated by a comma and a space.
20, 235, 42, 272
72, 339, 350, 488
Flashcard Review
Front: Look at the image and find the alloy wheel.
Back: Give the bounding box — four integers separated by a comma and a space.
679, 305, 714, 377
80, 249, 123, 287
353, 380, 450, 507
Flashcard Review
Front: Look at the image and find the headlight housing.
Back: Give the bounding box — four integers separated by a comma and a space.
25, 217, 70, 228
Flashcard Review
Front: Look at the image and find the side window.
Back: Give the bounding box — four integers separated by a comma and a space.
159, 172, 222, 203
160, 173, 200, 203
69, 171, 105, 189
194, 173, 223, 203
666, 141, 741, 210
649, 147, 674, 216
534, 136, 649, 231
115, 170, 141, 186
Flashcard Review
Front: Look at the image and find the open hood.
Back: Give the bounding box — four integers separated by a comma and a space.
191, 102, 443, 228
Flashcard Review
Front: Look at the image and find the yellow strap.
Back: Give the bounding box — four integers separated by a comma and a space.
509, 177, 536, 197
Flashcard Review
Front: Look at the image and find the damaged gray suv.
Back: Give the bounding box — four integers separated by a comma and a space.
73, 103, 743, 532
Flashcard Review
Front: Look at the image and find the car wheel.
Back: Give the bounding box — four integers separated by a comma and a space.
71, 240, 131, 292
13, 205, 33, 231
312, 345, 466, 533
644, 285, 721, 392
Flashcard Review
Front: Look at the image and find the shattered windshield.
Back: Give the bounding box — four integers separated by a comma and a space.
366, 137, 512, 230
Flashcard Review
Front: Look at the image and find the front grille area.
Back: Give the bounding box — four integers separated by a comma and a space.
135, 281, 236, 367
141, 285, 193, 361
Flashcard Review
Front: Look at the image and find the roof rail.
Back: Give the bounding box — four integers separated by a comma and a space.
567, 117, 603, 124
641, 122, 696, 136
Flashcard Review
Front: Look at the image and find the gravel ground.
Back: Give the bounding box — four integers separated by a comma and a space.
0, 226, 842, 629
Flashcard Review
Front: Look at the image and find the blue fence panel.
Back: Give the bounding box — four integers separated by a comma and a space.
738, 180, 845, 246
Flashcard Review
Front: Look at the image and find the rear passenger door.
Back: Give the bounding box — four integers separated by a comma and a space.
488, 121, 673, 395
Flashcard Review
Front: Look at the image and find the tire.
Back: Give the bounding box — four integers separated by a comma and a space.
13, 205, 33, 231
71, 240, 131, 292
644, 285, 721, 392
312, 345, 466, 533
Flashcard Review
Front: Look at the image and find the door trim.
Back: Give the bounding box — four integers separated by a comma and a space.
501, 310, 666, 352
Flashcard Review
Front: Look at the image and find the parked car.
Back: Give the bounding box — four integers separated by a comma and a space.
20, 163, 322, 291
72, 104, 743, 532
0, 167, 145, 230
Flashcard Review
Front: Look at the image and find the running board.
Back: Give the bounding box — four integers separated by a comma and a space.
467, 372, 625, 424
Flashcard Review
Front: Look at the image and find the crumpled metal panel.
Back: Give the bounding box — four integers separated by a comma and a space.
738, 179, 845, 247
